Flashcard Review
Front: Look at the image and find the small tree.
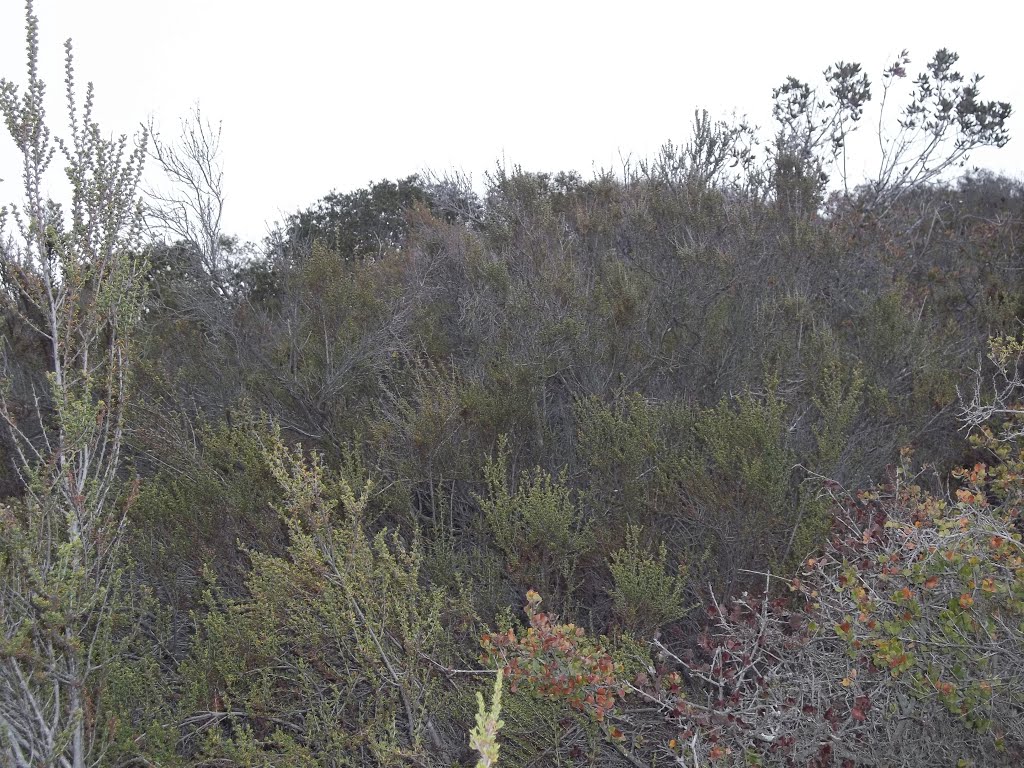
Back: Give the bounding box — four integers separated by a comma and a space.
143, 105, 230, 292
0, 2, 147, 766
868, 49, 1012, 215
770, 49, 1011, 215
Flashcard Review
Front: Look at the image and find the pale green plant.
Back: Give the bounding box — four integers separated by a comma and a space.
812, 358, 865, 472
177, 429, 458, 765
608, 524, 688, 635
478, 436, 589, 606
0, 2, 148, 766
469, 670, 505, 768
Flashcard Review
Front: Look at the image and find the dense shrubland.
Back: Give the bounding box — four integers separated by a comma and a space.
2, 2, 1023, 765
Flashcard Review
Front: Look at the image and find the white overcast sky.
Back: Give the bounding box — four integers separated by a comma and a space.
1, 0, 1021, 244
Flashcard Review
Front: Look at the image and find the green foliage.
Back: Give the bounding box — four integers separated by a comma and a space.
478, 448, 1024, 766
283, 175, 430, 261
608, 525, 688, 636
575, 394, 662, 525
771, 48, 1011, 215
811, 356, 865, 471
646, 109, 758, 190
177, 430, 465, 766
693, 390, 792, 503
461, 358, 543, 450
680, 389, 802, 586
478, 438, 589, 607
6, 10, 1024, 764
0, 3, 149, 764
99, 594, 186, 767
129, 412, 282, 604
469, 670, 505, 768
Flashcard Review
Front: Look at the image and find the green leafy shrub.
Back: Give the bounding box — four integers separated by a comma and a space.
574, 394, 663, 527
177, 430, 466, 766
129, 414, 282, 606
608, 525, 688, 636
678, 389, 804, 587
478, 438, 589, 607
811, 357, 865, 472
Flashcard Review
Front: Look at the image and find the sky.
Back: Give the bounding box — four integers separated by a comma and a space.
1, 0, 1021, 244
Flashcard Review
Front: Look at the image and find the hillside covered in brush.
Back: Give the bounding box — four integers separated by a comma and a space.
2, 3, 1023, 766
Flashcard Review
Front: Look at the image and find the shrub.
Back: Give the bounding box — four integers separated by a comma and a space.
608, 524, 688, 636
177, 431, 466, 766
679, 390, 804, 588
0, 4, 149, 764
574, 393, 663, 527
492, 460, 1024, 766
478, 439, 589, 607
